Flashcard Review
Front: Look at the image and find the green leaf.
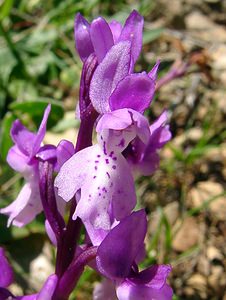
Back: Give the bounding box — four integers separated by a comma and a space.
9, 99, 64, 128
0, 112, 16, 161
26, 29, 58, 48
0, 43, 17, 85
27, 52, 58, 76
0, 0, 14, 21
143, 28, 164, 44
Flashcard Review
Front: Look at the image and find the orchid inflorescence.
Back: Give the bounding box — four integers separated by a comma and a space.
0, 10, 173, 300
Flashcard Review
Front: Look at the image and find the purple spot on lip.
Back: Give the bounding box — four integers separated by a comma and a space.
95, 160, 99, 163
117, 138, 125, 148
109, 151, 114, 157
95, 166, 98, 170
102, 187, 107, 193
93, 176, 97, 179
105, 159, 109, 164
106, 172, 110, 179
98, 187, 100, 190
98, 193, 101, 196
113, 157, 117, 161
112, 165, 116, 170
110, 182, 113, 187
103, 141, 107, 155
97, 154, 101, 158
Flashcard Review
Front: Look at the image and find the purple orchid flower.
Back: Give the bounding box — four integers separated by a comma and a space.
0, 106, 68, 229
94, 210, 173, 300
89, 41, 158, 115
55, 108, 150, 244
75, 10, 157, 121
0, 248, 58, 300
74, 10, 143, 65
0, 105, 53, 227
124, 110, 172, 176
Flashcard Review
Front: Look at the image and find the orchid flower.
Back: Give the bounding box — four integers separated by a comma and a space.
75, 10, 157, 121
94, 210, 173, 300
0, 105, 53, 227
0, 10, 174, 300
0, 105, 71, 230
124, 111, 172, 176
55, 108, 150, 244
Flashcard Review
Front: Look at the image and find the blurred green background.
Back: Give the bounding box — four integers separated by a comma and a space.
0, 0, 226, 299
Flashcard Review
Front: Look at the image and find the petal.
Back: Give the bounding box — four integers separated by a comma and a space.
74, 146, 136, 229
132, 151, 160, 176
36, 145, 56, 162
90, 17, 114, 63
10, 105, 50, 159
36, 274, 58, 300
116, 280, 173, 300
56, 140, 74, 171
93, 279, 117, 300
7, 145, 29, 174
10, 120, 36, 157
74, 13, 94, 62
130, 265, 172, 288
31, 104, 51, 158
96, 109, 134, 132
96, 210, 147, 279
0, 180, 42, 227
148, 60, 160, 81
83, 220, 109, 246
109, 73, 155, 112
0, 248, 14, 288
118, 10, 144, 66
90, 41, 131, 114
96, 109, 150, 146
109, 20, 122, 43
146, 111, 171, 152
18, 295, 37, 300
54, 146, 91, 202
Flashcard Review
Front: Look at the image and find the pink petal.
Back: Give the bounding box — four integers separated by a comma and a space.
7, 145, 30, 174
90, 41, 131, 114
116, 280, 173, 300
31, 104, 51, 158
54, 146, 91, 202
96, 109, 150, 146
148, 60, 160, 81
56, 139, 75, 171
93, 279, 117, 300
74, 146, 136, 229
37, 274, 58, 300
109, 73, 155, 112
0, 181, 42, 227
90, 17, 114, 63
109, 20, 122, 43
74, 13, 94, 62
119, 10, 144, 66
96, 210, 147, 279
10, 120, 36, 157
